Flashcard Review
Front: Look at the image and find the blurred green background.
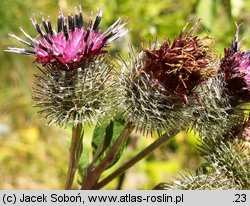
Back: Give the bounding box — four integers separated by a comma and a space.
0, 0, 250, 189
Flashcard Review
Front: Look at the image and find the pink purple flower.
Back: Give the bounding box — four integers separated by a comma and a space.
6, 6, 128, 68
220, 25, 250, 102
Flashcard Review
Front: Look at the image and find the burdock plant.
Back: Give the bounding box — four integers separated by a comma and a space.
6, 5, 128, 189
155, 26, 250, 190
5, 5, 249, 190
91, 21, 218, 190
118, 21, 214, 136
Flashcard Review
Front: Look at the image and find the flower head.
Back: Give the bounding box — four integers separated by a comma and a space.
118, 47, 188, 136
220, 25, 250, 102
143, 21, 214, 103
118, 22, 215, 135
5, 6, 127, 126
6, 6, 128, 68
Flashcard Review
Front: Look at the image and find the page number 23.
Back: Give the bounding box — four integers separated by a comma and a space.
233, 194, 246, 203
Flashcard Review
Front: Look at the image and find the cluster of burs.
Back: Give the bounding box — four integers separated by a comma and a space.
6, 6, 249, 189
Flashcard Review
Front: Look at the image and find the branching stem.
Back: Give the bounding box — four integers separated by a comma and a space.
81, 122, 134, 190
93, 129, 179, 189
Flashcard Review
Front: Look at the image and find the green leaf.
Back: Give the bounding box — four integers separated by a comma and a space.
91, 113, 130, 169
77, 147, 90, 185
107, 120, 129, 169
92, 120, 114, 160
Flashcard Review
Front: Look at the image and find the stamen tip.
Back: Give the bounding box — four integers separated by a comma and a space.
97, 8, 103, 17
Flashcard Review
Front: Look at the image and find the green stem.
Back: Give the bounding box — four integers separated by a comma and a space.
93, 129, 179, 189
65, 123, 84, 190
81, 122, 134, 190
